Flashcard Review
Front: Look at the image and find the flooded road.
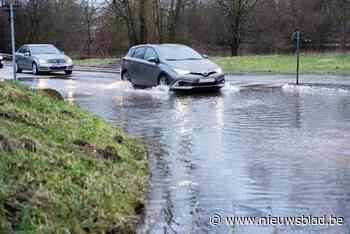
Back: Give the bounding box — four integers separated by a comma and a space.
10, 68, 350, 234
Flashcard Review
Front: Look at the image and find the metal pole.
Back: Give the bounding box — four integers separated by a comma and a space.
296, 31, 300, 85
10, 3, 16, 81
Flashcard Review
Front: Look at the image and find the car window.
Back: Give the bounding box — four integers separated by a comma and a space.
144, 48, 158, 60
127, 48, 135, 57
133, 47, 146, 59
18, 46, 24, 53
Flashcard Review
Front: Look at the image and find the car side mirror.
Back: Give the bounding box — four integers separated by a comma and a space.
203, 54, 209, 59
24, 52, 31, 57
147, 57, 159, 64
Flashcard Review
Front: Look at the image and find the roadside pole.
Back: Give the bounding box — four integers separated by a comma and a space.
296, 31, 300, 85
10, 3, 16, 80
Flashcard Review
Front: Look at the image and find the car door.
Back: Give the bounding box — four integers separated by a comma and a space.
140, 47, 162, 86
128, 47, 146, 85
22, 46, 32, 70
15, 46, 25, 69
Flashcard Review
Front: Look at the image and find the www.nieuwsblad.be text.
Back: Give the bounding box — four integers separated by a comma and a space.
209, 214, 345, 226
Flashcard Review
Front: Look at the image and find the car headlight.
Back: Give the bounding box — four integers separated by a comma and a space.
38, 59, 48, 65
0, 56, 3, 60
174, 68, 191, 76
66, 58, 73, 64
215, 67, 223, 74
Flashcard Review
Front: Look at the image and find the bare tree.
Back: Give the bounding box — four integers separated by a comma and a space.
153, 0, 163, 43
81, 0, 98, 56
217, 0, 259, 56
109, 0, 139, 46
139, 0, 149, 43
335, 0, 350, 51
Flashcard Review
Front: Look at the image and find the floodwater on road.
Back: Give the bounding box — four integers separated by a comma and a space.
21, 72, 350, 234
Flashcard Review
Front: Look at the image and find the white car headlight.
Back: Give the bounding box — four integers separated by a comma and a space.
215, 67, 223, 74
66, 58, 73, 64
0, 56, 3, 60
38, 59, 48, 64
174, 68, 191, 76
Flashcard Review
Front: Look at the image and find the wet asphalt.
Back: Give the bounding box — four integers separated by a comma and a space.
1, 65, 350, 234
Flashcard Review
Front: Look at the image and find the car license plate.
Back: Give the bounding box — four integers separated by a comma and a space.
199, 78, 215, 83
52, 65, 64, 68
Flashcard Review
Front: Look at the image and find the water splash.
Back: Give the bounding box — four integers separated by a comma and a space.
222, 82, 241, 93
283, 84, 350, 96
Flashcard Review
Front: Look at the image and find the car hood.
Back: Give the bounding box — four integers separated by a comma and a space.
164, 59, 219, 73
33, 54, 69, 61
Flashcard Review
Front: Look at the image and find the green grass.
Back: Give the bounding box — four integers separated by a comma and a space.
74, 58, 118, 66
213, 53, 350, 74
0, 81, 148, 233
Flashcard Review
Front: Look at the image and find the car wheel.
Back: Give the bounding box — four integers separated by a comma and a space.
16, 63, 22, 73
158, 74, 169, 86
122, 71, 131, 81
65, 70, 73, 75
32, 63, 39, 75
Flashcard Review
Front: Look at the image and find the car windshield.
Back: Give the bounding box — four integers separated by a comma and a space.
30, 45, 60, 55
158, 45, 203, 60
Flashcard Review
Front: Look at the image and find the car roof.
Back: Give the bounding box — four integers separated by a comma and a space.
131, 43, 187, 50
24, 44, 55, 47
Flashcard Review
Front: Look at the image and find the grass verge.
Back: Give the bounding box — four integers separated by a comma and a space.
74, 58, 118, 66
0, 80, 148, 233
213, 53, 350, 75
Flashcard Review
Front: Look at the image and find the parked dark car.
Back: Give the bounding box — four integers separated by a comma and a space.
0, 55, 3, 69
15, 44, 73, 75
121, 44, 225, 90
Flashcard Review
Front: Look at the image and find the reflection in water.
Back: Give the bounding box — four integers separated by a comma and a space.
26, 76, 350, 234
215, 97, 225, 130
66, 79, 76, 104
37, 79, 47, 89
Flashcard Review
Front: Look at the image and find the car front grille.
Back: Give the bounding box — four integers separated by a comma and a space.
48, 59, 66, 64
190, 71, 217, 77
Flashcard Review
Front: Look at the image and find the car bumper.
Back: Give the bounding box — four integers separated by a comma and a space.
170, 74, 225, 90
38, 64, 74, 72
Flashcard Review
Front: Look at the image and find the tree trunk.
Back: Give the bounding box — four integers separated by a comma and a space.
341, 0, 347, 52
230, 36, 239, 56
154, 0, 163, 43
230, 0, 242, 56
139, 0, 148, 43
125, 0, 139, 46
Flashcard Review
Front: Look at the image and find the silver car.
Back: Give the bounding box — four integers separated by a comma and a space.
15, 44, 74, 75
121, 44, 225, 90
